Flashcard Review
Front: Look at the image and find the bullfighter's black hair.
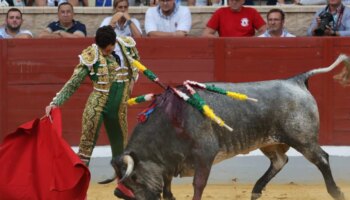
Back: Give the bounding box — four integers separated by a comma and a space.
95, 26, 116, 49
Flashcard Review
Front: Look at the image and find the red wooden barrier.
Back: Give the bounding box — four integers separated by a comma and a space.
1, 37, 350, 145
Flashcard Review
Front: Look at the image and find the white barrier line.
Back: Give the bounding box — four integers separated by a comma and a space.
71, 146, 350, 158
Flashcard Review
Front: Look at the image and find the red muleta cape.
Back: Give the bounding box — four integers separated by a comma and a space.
0, 108, 90, 200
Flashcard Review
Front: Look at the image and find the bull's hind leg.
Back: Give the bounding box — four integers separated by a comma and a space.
251, 144, 289, 200
293, 144, 345, 200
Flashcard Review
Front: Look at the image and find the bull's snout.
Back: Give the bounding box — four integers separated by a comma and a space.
114, 188, 136, 200
114, 182, 135, 200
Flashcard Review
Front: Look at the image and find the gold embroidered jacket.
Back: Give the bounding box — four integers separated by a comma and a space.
50, 36, 139, 106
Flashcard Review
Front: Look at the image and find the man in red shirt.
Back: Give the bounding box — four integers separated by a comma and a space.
202, 0, 266, 37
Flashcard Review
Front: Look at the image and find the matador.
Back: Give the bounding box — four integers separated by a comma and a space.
46, 26, 139, 166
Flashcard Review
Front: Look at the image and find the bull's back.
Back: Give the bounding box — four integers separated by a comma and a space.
191, 80, 319, 157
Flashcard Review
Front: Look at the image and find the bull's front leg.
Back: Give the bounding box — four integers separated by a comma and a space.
191, 147, 216, 200
190, 124, 218, 200
163, 174, 176, 200
192, 163, 212, 200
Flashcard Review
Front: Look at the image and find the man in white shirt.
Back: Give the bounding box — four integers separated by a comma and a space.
258, 8, 295, 37
0, 8, 33, 39
144, 0, 192, 37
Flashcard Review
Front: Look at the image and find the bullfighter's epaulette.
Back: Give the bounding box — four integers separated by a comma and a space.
79, 44, 99, 67
117, 36, 140, 60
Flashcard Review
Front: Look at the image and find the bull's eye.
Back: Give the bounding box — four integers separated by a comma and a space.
131, 174, 137, 182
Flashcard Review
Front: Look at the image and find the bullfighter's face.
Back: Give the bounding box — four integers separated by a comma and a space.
113, 155, 163, 200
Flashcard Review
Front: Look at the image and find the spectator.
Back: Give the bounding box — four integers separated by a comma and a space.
202, 0, 266, 37
144, 0, 192, 37
100, 0, 142, 38
307, 0, 350, 36
39, 2, 86, 38
0, 8, 33, 39
259, 8, 295, 37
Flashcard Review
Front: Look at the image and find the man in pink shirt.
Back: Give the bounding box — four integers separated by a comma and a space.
202, 0, 266, 37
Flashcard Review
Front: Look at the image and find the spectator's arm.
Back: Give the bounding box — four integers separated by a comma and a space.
59, 30, 86, 38
338, 30, 350, 36
124, 13, 142, 38
39, 29, 61, 38
15, 30, 33, 39
109, 12, 124, 28
202, 27, 217, 37
148, 31, 187, 37
256, 24, 267, 36
176, 7, 192, 34
307, 13, 321, 36
338, 15, 350, 36
129, 20, 143, 38
15, 33, 33, 39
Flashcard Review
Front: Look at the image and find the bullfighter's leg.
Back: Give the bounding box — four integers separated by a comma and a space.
251, 144, 289, 200
293, 144, 345, 200
162, 174, 176, 200
78, 92, 108, 166
103, 82, 129, 158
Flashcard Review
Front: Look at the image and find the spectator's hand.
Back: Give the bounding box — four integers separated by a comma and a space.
173, 31, 187, 37
316, 17, 321, 27
123, 11, 131, 21
324, 25, 333, 36
52, 30, 63, 38
312, 17, 322, 35
110, 12, 124, 27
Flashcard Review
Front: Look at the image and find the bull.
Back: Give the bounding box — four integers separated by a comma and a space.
106, 55, 348, 200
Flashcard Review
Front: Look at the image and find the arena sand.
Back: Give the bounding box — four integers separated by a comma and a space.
88, 182, 350, 200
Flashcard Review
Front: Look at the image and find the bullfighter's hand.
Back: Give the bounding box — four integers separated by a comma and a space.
45, 105, 57, 122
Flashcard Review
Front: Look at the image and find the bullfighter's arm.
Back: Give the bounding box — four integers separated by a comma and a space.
50, 64, 89, 106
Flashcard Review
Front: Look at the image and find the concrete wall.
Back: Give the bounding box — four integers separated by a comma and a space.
0, 5, 322, 37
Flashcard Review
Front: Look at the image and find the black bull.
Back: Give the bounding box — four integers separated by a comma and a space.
106, 55, 348, 200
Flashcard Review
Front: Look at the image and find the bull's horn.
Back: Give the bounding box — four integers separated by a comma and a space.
119, 155, 134, 183
98, 174, 117, 184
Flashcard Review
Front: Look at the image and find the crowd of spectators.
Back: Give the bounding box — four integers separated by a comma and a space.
0, 0, 349, 39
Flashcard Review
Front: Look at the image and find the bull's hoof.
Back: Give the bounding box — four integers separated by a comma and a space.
335, 192, 345, 200
163, 198, 176, 200
331, 187, 345, 200
251, 193, 262, 200
163, 195, 176, 200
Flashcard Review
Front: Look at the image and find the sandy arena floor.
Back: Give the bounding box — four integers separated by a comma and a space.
88, 182, 350, 200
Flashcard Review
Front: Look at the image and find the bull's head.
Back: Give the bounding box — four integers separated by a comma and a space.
112, 152, 164, 200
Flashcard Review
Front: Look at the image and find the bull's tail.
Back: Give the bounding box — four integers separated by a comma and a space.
303, 54, 350, 81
